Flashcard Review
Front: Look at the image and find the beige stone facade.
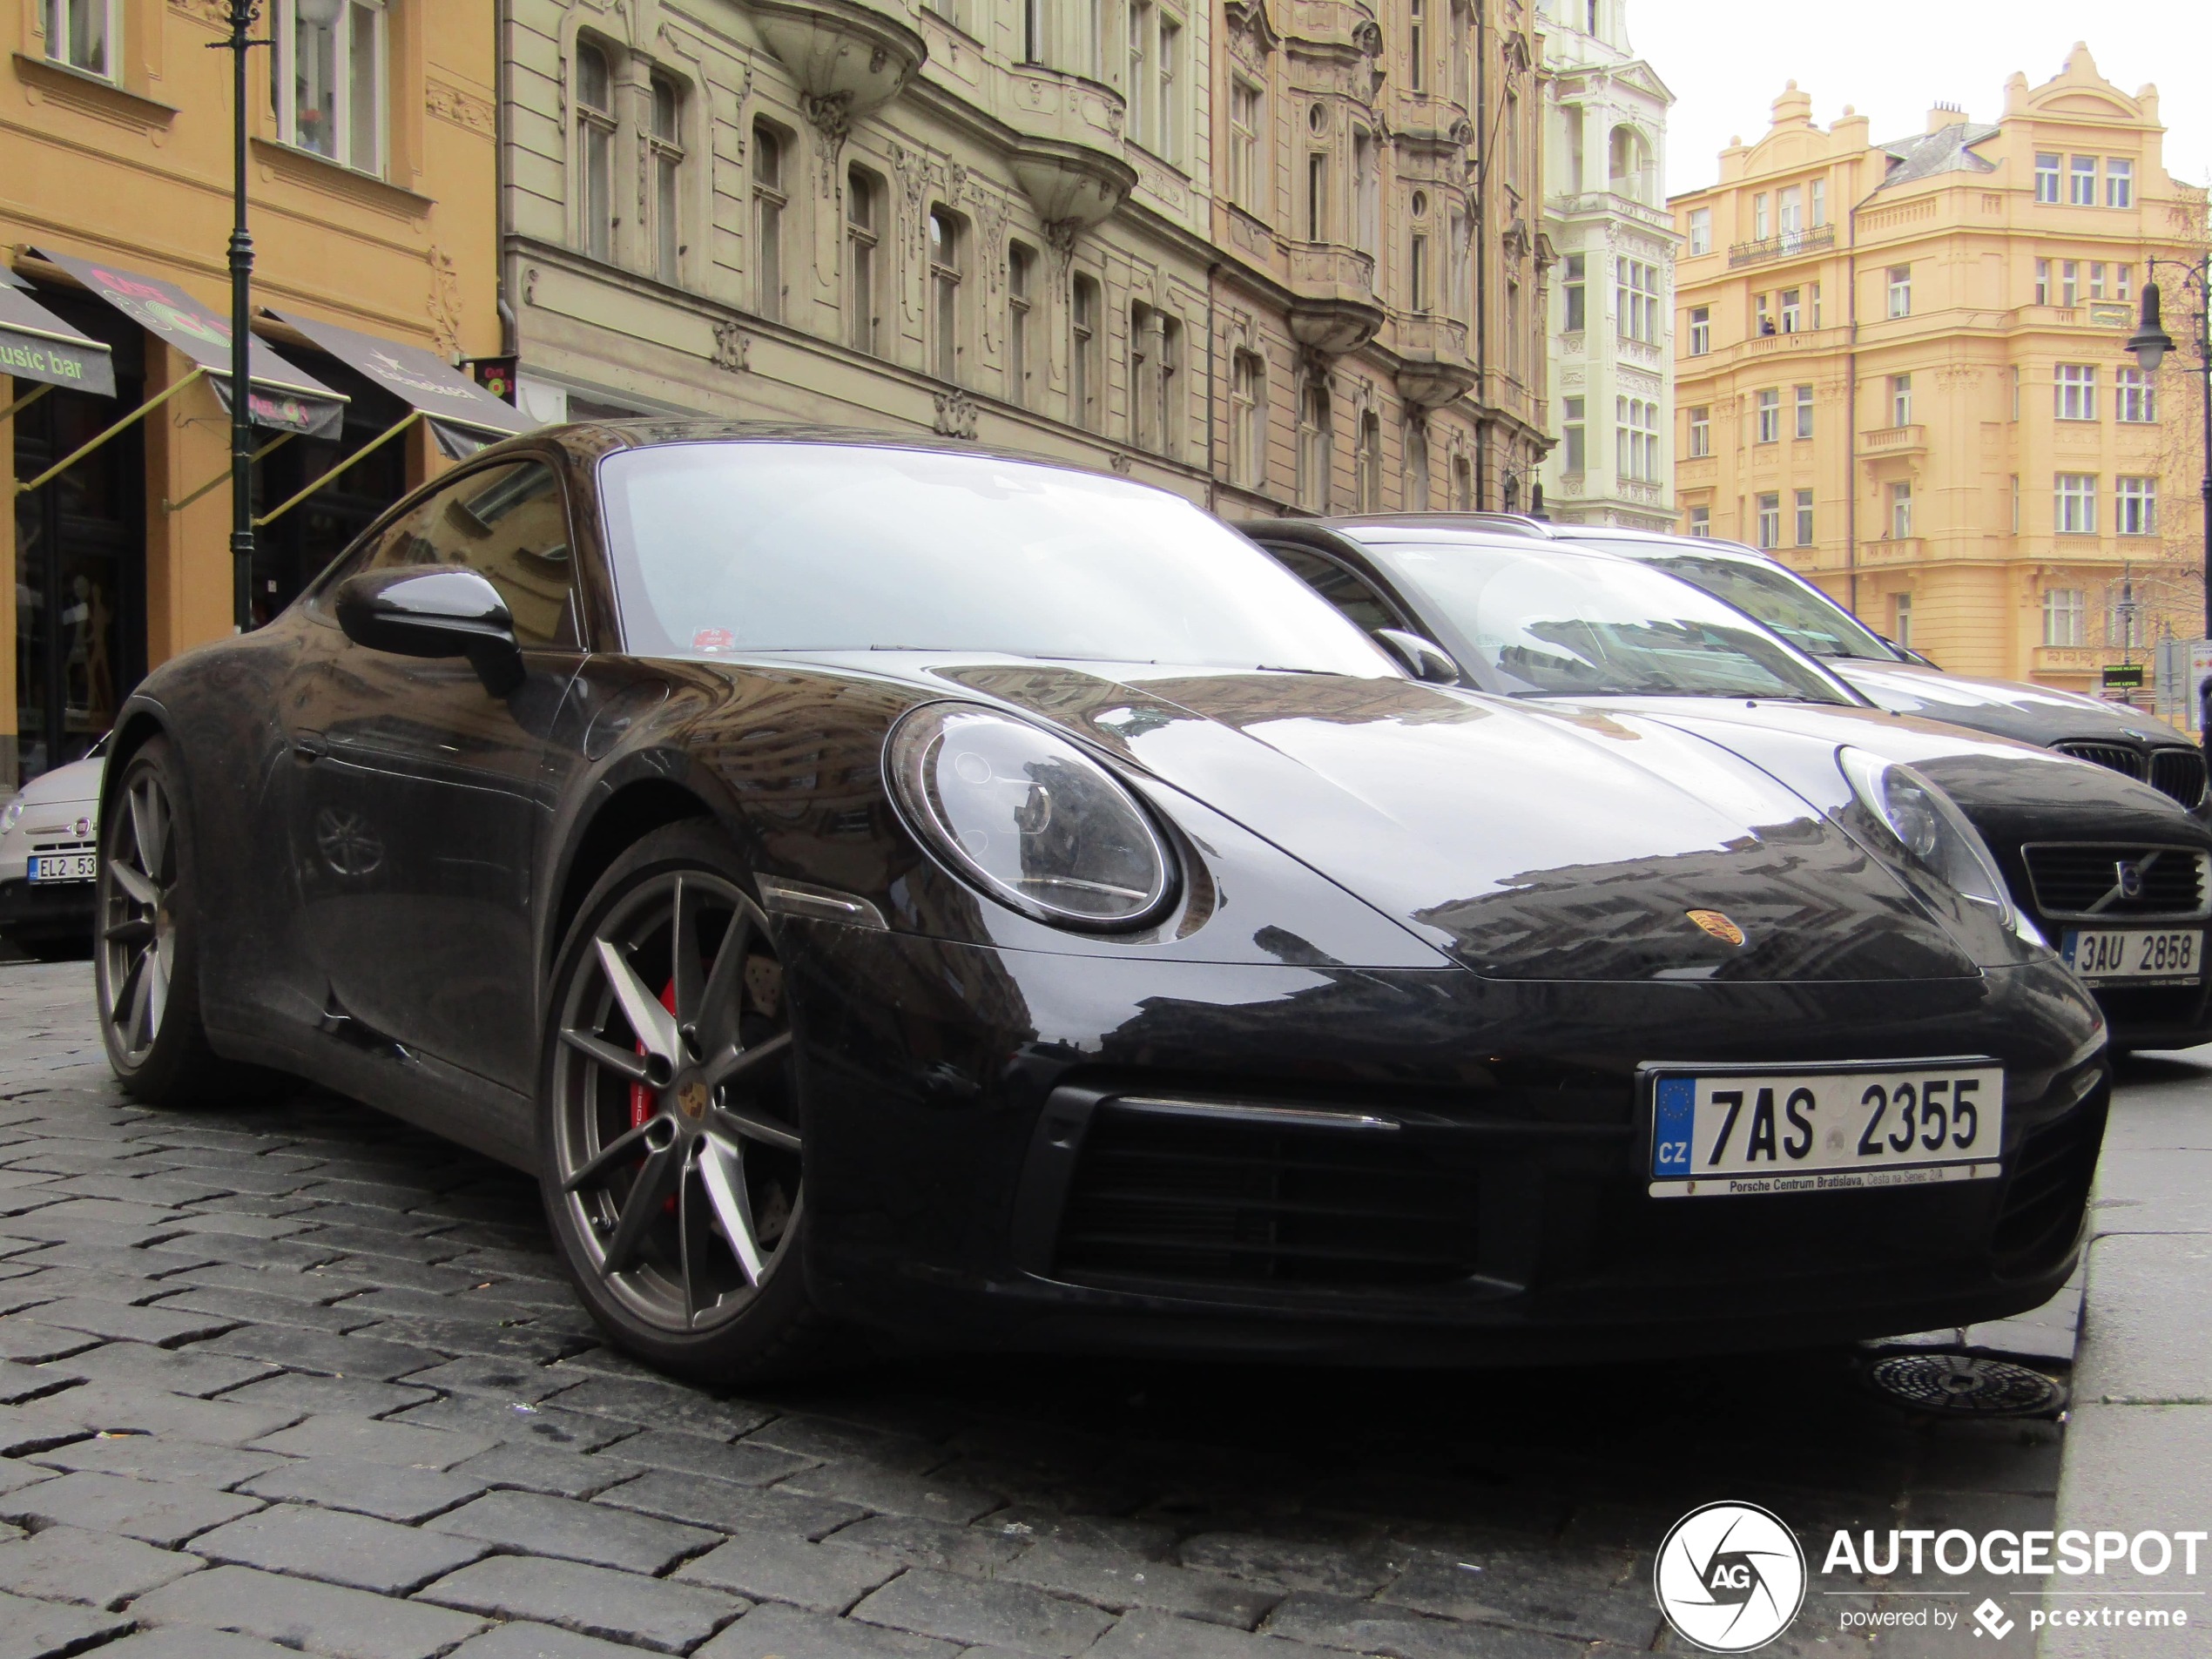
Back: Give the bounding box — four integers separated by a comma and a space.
1669, 47, 2204, 692
502, 0, 1548, 518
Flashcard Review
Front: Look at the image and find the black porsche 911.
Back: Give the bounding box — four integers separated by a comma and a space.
1250, 516, 2212, 1052
98, 427, 2106, 1380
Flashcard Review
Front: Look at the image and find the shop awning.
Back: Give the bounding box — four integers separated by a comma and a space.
0, 268, 115, 399
263, 309, 532, 457
34, 250, 345, 437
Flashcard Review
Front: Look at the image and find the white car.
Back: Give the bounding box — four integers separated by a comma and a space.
0, 744, 105, 961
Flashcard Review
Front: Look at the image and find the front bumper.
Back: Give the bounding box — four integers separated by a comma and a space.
0, 876, 95, 945
781, 926, 2108, 1365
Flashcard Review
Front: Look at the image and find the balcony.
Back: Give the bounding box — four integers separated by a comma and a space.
1393, 314, 1474, 408
1860, 424, 1926, 459
1285, 244, 1382, 354
1727, 225, 1837, 267
1006, 67, 1135, 226
1858, 536, 1923, 566
743, 0, 925, 121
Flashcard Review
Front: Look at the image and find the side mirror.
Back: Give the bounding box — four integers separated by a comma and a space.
1374, 628, 1461, 685
335, 567, 525, 697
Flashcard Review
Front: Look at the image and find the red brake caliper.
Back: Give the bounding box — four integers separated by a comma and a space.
628, 977, 682, 1216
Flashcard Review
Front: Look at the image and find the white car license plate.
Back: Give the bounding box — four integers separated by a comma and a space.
26, 853, 96, 885
1648, 1062, 2005, 1199
2060, 927, 2202, 987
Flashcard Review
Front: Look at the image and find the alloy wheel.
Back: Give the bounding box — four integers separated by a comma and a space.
550, 871, 801, 1333
98, 770, 178, 1066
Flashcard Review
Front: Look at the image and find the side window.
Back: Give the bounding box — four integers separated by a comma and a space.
357, 461, 579, 649
1266, 545, 1402, 634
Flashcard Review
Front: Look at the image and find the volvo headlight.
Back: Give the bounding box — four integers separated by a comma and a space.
887, 703, 1177, 930
1839, 747, 2012, 921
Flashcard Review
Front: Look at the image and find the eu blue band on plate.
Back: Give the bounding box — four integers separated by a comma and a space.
1653, 1076, 1696, 1176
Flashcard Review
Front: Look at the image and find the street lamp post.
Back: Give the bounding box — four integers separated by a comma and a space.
2126, 254, 2212, 652
218, 2, 267, 635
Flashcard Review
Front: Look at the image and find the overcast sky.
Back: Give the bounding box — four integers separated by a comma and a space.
1628, 3, 2212, 200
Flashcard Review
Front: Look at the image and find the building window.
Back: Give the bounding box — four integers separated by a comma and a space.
1886, 266, 1912, 319
2090, 262, 2107, 300
1779, 287, 1802, 334
1617, 260, 1660, 344
1892, 593, 1912, 648
1409, 234, 1429, 314
1452, 454, 1472, 511
1352, 130, 1379, 257
1071, 275, 1101, 430
1357, 410, 1383, 511
1452, 0, 1470, 108
2010, 366, 2021, 421
2060, 260, 2080, 306
1407, 0, 1424, 91
2011, 475, 2020, 533
2035, 152, 2061, 203
1811, 179, 1827, 226
1307, 152, 1328, 241
1022, 0, 1041, 60
1688, 207, 1711, 256
1688, 405, 1710, 458
2043, 589, 2085, 647
2054, 473, 2097, 535
1230, 79, 1263, 210
1688, 503, 1711, 537
1756, 492, 1781, 550
1794, 384, 1814, 440
2055, 364, 2096, 421
1505, 281, 1521, 380
1889, 481, 1912, 540
2035, 259, 2050, 305
1406, 419, 1430, 509
1007, 242, 1035, 408
2116, 476, 2157, 536
1299, 381, 1332, 509
1753, 192, 1770, 240
1231, 349, 1266, 486
42, 0, 112, 77
2118, 264, 2133, 300
928, 206, 963, 382
752, 123, 788, 322
1562, 254, 1586, 332
1156, 11, 1182, 162
1126, 0, 1149, 149
846, 167, 883, 355
1562, 396, 1586, 472
576, 42, 617, 260
2069, 155, 2096, 206
1754, 293, 1773, 335
1617, 397, 1657, 481
2106, 158, 2133, 208
649, 76, 685, 285
1756, 389, 1780, 445
1688, 305, 1710, 355
1795, 489, 1815, 547
2116, 368, 2156, 423
1778, 184, 1803, 239
276, 0, 386, 174
1891, 373, 1912, 428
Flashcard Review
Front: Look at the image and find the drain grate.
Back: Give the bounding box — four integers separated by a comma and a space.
1866, 1352, 2068, 1416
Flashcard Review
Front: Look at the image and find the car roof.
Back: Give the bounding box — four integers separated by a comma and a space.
1246, 517, 1641, 563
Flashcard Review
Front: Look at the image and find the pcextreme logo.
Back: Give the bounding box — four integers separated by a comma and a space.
1655, 1501, 1809, 1653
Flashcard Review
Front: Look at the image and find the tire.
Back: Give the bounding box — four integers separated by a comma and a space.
94, 736, 247, 1105
539, 820, 849, 1383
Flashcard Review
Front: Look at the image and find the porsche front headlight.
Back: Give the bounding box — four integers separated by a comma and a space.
0, 799, 22, 838
1839, 747, 2012, 921
887, 703, 1177, 930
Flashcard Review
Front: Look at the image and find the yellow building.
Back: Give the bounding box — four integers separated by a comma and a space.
1669, 46, 2203, 693
2, 0, 511, 787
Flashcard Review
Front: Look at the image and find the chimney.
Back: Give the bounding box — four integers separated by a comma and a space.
1925, 99, 1965, 133
1770, 80, 1814, 130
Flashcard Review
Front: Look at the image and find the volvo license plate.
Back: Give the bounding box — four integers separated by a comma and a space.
1647, 1061, 2005, 1198
26, 853, 95, 885
2060, 927, 2201, 987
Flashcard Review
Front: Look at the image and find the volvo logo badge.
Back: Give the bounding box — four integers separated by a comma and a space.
1687, 909, 1748, 948
2116, 860, 2146, 900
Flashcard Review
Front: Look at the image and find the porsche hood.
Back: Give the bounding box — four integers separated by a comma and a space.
921, 663, 1982, 984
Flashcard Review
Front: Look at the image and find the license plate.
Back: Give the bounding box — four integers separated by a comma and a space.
1648, 1062, 2005, 1199
26, 853, 96, 885
2061, 927, 2202, 986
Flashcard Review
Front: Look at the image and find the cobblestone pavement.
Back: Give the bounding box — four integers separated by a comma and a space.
0, 959, 2068, 1659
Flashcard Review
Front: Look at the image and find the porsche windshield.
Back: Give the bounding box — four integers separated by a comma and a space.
598, 442, 1396, 675
1358, 539, 1853, 703
1568, 539, 1898, 662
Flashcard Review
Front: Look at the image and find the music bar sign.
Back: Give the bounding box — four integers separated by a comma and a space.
0, 282, 116, 398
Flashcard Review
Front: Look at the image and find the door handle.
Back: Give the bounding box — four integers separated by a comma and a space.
291, 732, 328, 764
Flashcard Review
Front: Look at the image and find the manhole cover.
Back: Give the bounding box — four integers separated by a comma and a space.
1866, 1352, 2067, 1416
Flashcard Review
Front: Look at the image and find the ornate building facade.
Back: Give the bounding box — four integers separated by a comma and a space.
1670, 49, 2202, 691
501, 0, 1548, 519
1534, 0, 1673, 529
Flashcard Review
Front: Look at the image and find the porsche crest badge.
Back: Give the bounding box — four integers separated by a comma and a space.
1687, 909, 1747, 948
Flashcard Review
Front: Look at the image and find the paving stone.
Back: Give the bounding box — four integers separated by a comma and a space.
0, 1399, 98, 1456
171, 1266, 379, 1305
0, 1320, 105, 1364
0, 1468, 262, 1547
822, 1515, 1029, 1575
1377, 1547, 1660, 1649
1174, 1534, 1400, 1598
748, 1418, 943, 1474
10, 1296, 234, 1347
1259, 1593, 1588, 1659
54, 1173, 240, 1207
0, 1585, 132, 1659
695, 1603, 961, 1659
442, 1623, 649, 1659
976, 1510, 1178, 1558
396, 1357, 567, 1402
239, 1451, 487, 1523
250, 1413, 495, 1469
536, 1376, 776, 1438
193, 1501, 490, 1595
132, 1561, 489, 1659
341, 1317, 586, 1366
678, 1529, 904, 1614
442, 1440, 630, 1499
599, 1427, 813, 1486
388, 1393, 633, 1452
293, 1179, 445, 1211
428, 1487, 719, 1574
779, 1463, 1002, 1526
31, 1431, 284, 1487
849, 1569, 1113, 1657
219, 1372, 436, 1420
0, 1521, 205, 1607
42, 1339, 277, 1397
194, 1325, 445, 1382
0, 1363, 76, 1409
596, 1469, 867, 1538
61, 1629, 300, 1659
0, 1196, 185, 1231
1087, 1609, 1340, 1659
289, 1227, 469, 1264
22, 1379, 302, 1445
280, 1204, 447, 1239
5, 1243, 198, 1279
1001, 1539, 1281, 1629
162, 1213, 318, 1241
175, 1234, 347, 1272
151, 1286, 382, 1335
418, 1554, 743, 1655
